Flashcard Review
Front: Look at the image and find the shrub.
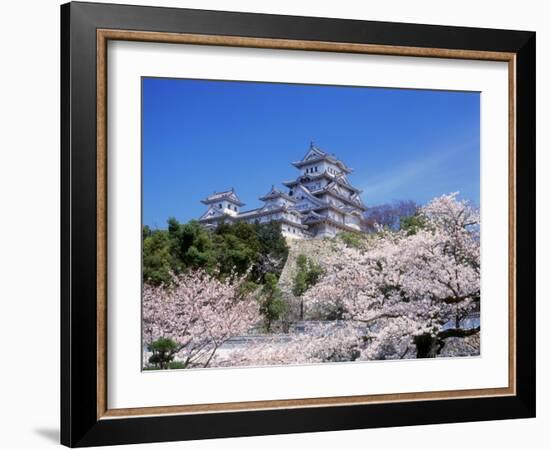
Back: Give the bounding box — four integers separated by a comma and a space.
339, 231, 363, 248
147, 337, 179, 369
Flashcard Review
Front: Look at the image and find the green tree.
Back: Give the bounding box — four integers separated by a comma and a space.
214, 231, 258, 276
253, 221, 289, 281
259, 273, 286, 332
142, 224, 152, 239
142, 228, 174, 285
400, 214, 427, 235
168, 219, 216, 271
142, 219, 289, 286
292, 254, 324, 320
256, 221, 288, 260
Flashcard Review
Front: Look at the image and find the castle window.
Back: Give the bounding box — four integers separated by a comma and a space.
315, 166, 318, 172
219, 203, 222, 209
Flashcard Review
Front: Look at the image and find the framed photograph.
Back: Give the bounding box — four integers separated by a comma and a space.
61, 1, 536, 447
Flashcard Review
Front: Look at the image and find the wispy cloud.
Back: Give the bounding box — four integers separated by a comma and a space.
361, 138, 478, 203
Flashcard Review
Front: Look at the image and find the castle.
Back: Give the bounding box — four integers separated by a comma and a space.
198, 144, 367, 239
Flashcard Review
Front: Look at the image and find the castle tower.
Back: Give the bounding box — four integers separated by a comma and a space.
198, 188, 244, 226
197, 143, 367, 238
283, 143, 366, 237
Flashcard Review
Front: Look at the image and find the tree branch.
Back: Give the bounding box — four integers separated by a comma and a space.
438, 326, 480, 340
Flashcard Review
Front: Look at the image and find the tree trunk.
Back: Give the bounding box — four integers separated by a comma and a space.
415, 327, 481, 358
414, 333, 442, 358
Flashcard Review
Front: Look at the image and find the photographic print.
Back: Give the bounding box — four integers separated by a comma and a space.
141, 78, 481, 371
62, 7, 535, 444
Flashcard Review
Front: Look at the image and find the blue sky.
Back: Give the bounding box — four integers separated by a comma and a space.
142, 77, 479, 228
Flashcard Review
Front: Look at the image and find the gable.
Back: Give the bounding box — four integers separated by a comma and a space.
260, 201, 282, 212
335, 174, 350, 186
326, 181, 343, 195
291, 185, 325, 211
301, 146, 325, 162
226, 192, 241, 204
199, 206, 226, 221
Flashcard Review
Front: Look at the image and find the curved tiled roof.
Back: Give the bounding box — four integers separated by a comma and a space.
258, 186, 297, 202
291, 144, 352, 173
201, 188, 245, 206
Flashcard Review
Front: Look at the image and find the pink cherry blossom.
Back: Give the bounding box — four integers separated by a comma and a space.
143, 193, 480, 368
142, 270, 261, 368
303, 193, 480, 360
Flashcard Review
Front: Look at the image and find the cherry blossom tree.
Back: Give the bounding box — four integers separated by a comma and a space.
143, 193, 480, 369
216, 322, 363, 367
142, 270, 261, 368
303, 193, 480, 360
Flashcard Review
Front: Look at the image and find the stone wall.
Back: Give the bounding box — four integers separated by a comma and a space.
277, 237, 338, 325
278, 238, 336, 290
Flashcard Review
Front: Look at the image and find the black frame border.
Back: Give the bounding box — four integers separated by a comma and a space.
61, 2, 536, 447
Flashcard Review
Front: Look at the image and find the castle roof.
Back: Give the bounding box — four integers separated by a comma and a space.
312, 204, 365, 217
283, 172, 362, 194
235, 208, 262, 218
292, 143, 352, 174
198, 207, 233, 222
302, 210, 324, 223
258, 185, 297, 202
201, 188, 244, 206
236, 206, 307, 227
304, 216, 365, 234
291, 184, 327, 208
